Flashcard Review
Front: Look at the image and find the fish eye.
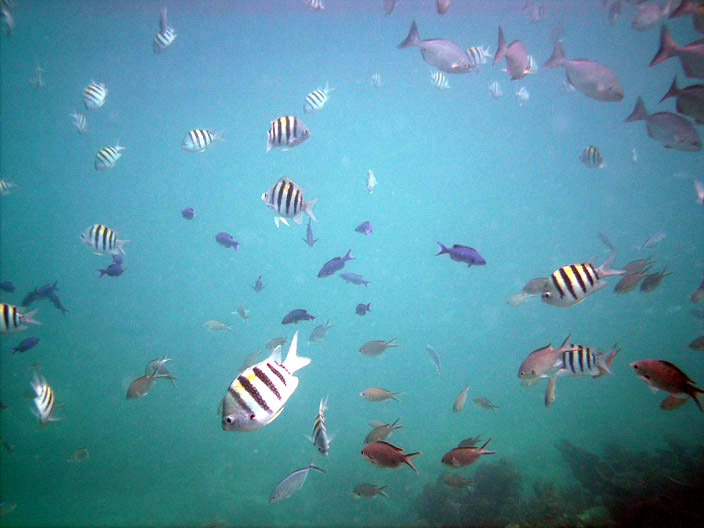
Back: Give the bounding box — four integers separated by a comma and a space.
542, 292, 551, 298
249, 413, 256, 420
519, 371, 525, 377
225, 416, 234, 424
531, 369, 536, 375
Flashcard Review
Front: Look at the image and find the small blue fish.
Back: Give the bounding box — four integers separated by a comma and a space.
355, 221, 373, 236
11, 336, 39, 354
216, 232, 239, 250
318, 250, 354, 278
356, 303, 371, 316
282, 309, 316, 325
112, 254, 124, 266
252, 275, 264, 292
340, 272, 371, 287
181, 207, 194, 220
98, 263, 125, 278
303, 219, 319, 247
269, 462, 325, 504
436, 242, 486, 267
0, 281, 15, 293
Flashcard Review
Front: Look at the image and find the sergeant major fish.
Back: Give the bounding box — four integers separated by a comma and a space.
579, 145, 606, 168
80, 224, 128, 255
30, 371, 59, 425
553, 345, 614, 378
262, 177, 318, 228
398, 20, 473, 74
221, 331, 310, 431
488, 81, 503, 99
0, 303, 39, 333
94, 143, 125, 171
266, 115, 310, 151
306, 397, 331, 455
70, 112, 87, 134
541, 254, 625, 307
304, 82, 333, 113
515, 86, 529, 106
153, 7, 177, 53
181, 129, 223, 152
466, 45, 492, 69
82, 81, 107, 109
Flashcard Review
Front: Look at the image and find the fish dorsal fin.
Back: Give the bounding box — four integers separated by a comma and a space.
377, 440, 403, 451
283, 331, 311, 373
268, 345, 283, 364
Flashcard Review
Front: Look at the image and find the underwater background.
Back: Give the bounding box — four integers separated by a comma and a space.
2, 0, 704, 526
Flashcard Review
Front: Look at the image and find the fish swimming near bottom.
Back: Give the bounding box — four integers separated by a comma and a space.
361, 440, 421, 473
269, 462, 324, 503
631, 359, 704, 412
441, 438, 495, 468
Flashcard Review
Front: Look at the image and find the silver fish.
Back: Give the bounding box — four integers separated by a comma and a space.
126, 372, 170, 399
425, 345, 441, 373
366, 169, 377, 193
309, 320, 333, 343
398, 21, 473, 74
472, 396, 499, 410
493, 26, 532, 80
365, 418, 402, 444
640, 230, 666, 250
453, 385, 470, 412
270, 462, 324, 503
203, 320, 232, 332
545, 376, 557, 407
361, 387, 402, 402
359, 339, 398, 357
353, 483, 389, 499
542, 41, 623, 101
302, 219, 319, 247
625, 97, 701, 151
239, 349, 260, 371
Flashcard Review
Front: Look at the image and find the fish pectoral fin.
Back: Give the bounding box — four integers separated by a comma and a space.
280, 217, 290, 226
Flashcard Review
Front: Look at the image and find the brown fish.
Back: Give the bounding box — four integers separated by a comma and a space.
623, 257, 653, 274
545, 375, 557, 407
441, 438, 495, 468
365, 418, 402, 444
436, 0, 450, 15
689, 336, 704, 350
359, 338, 398, 357
353, 483, 389, 499
493, 26, 532, 80
361, 387, 402, 402
361, 440, 421, 473
630, 359, 704, 412
660, 394, 690, 410
692, 287, 704, 303
660, 76, 704, 124
442, 473, 473, 488
126, 373, 170, 399
68, 447, 89, 463
640, 268, 672, 292
650, 25, 704, 78
472, 396, 499, 410
518, 333, 572, 385
613, 268, 652, 293
670, 0, 704, 34
453, 385, 470, 412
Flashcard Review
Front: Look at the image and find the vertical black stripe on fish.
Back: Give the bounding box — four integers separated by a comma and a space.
586, 349, 592, 370
568, 351, 576, 373
237, 375, 271, 412
13, 306, 19, 328
253, 366, 282, 400
559, 267, 579, 300
550, 273, 565, 299
588, 263, 599, 280
285, 185, 294, 216
101, 226, 109, 251
228, 386, 252, 415
571, 265, 588, 294
581, 263, 595, 287
578, 348, 585, 372
2, 304, 10, 330
267, 362, 287, 386
277, 182, 285, 213
276, 118, 283, 145
285, 116, 292, 143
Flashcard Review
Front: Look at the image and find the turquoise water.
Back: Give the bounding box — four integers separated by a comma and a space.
2, 0, 704, 526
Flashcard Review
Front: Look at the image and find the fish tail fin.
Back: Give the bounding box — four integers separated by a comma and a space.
283, 331, 311, 373
650, 25, 678, 67
597, 355, 614, 376
559, 332, 572, 351
391, 392, 403, 402
117, 239, 129, 255
435, 241, 449, 255
542, 40, 565, 69
670, 0, 694, 18
344, 249, 354, 262
304, 197, 318, 223
492, 26, 506, 66
378, 485, 390, 498
214, 129, 225, 143
319, 396, 328, 415
688, 385, 704, 413
398, 20, 420, 49
480, 437, 493, 451
97, 269, 107, 278
660, 76, 680, 103
404, 452, 422, 474
625, 97, 649, 122
22, 309, 41, 326
603, 344, 621, 372
597, 251, 626, 277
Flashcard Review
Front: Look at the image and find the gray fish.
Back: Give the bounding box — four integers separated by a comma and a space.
269, 463, 324, 504
453, 385, 470, 412
236, 305, 249, 321
282, 309, 315, 325
632, 0, 672, 31
623, 257, 654, 274
660, 76, 704, 125
252, 275, 264, 292
689, 336, 704, 350
353, 483, 389, 499
145, 354, 176, 384
542, 41, 623, 101
472, 396, 499, 410
309, 320, 333, 343
365, 418, 402, 444
640, 268, 672, 292
545, 375, 557, 407
239, 348, 260, 370
425, 345, 441, 373
126, 372, 171, 399
68, 447, 89, 463
457, 435, 482, 448
493, 26, 532, 80
303, 219, 319, 247
625, 97, 701, 151
361, 387, 402, 402
340, 272, 371, 286
398, 20, 473, 74
204, 320, 232, 332
359, 338, 398, 357
266, 337, 288, 351
614, 268, 651, 293
650, 25, 704, 78
598, 231, 615, 251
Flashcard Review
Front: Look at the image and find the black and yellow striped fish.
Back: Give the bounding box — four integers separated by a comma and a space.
308, 397, 330, 456
221, 331, 310, 431
82, 81, 108, 110
153, 7, 177, 54
94, 143, 125, 171
579, 145, 606, 168
0, 303, 40, 333
80, 224, 128, 256
304, 83, 331, 113
541, 255, 624, 307
181, 129, 221, 152
261, 177, 318, 228
555, 345, 611, 378
30, 371, 58, 425
266, 115, 310, 151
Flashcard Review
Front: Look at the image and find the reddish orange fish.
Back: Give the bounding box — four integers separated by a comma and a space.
630, 359, 704, 412
361, 441, 421, 474
660, 394, 690, 411
441, 438, 495, 468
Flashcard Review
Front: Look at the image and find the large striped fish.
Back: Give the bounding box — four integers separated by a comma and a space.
82, 81, 108, 110
0, 303, 40, 333
553, 345, 614, 378
307, 397, 331, 455
261, 177, 318, 228
80, 224, 128, 256
266, 115, 310, 151
221, 331, 310, 431
541, 254, 624, 307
